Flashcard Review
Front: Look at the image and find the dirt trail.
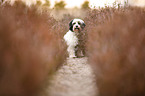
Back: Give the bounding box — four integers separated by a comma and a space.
42, 57, 98, 96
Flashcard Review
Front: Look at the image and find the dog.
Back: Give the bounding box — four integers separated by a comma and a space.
63, 18, 86, 58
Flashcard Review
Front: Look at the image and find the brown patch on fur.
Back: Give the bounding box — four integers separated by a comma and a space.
75, 30, 87, 57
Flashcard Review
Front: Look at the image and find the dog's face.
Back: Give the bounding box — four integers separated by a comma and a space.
69, 19, 85, 33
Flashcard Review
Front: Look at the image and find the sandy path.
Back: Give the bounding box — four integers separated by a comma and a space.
41, 57, 98, 96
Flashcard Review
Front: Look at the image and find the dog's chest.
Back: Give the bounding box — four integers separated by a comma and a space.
64, 31, 78, 46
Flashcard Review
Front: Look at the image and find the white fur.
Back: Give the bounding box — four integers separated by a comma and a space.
64, 30, 78, 58
72, 19, 84, 24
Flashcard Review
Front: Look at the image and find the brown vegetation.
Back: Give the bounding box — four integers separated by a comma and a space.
0, 3, 66, 96
1, 1, 145, 96
87, 6, 145, 96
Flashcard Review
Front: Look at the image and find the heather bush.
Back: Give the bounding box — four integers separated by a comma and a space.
88, 7, 145, 96
0, 4, 66, 96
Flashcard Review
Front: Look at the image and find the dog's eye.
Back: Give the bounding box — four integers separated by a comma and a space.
78, 22, 81, 25
73, 22, 76, 25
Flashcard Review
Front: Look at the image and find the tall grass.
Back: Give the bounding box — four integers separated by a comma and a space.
1, 1, 145, 96
87, 7, 145, 96
0, 3, 66, 96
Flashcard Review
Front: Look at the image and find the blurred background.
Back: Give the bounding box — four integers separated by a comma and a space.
1, 0, 145, 20
2, 0, 145, 8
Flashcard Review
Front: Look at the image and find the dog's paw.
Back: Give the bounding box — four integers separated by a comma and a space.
69, 55, 77, 58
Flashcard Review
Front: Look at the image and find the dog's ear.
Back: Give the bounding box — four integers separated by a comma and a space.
69, 20, 73, 32
82, 23, 86, 29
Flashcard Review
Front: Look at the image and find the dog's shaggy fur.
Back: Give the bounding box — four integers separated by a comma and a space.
64, 19, 86, 58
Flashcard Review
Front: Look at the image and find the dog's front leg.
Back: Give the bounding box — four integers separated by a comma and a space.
67, 45, 76, 58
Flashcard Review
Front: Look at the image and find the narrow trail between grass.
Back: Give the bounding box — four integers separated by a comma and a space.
43, 57, 98, 96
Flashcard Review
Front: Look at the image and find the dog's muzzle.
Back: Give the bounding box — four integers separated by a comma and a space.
74, 26, 80, 31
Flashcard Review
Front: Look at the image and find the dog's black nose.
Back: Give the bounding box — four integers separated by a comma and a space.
76, 25, 78, 28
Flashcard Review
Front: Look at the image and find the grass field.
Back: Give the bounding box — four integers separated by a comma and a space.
0, 1, 145, 96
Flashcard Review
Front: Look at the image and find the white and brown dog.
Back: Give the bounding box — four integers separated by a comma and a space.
64, 18, 86, 58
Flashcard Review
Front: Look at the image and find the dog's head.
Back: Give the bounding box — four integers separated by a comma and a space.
69, 19, 85, 33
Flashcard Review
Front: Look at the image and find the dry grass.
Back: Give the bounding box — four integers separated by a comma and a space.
87, 7, 145, 96
1, 1, 145, 96
0, 3, 66, 96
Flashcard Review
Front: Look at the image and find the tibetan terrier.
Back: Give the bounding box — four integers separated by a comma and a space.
64, 18, 86, 58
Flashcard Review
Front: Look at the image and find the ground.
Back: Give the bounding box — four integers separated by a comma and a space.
40, 57, 98, 96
